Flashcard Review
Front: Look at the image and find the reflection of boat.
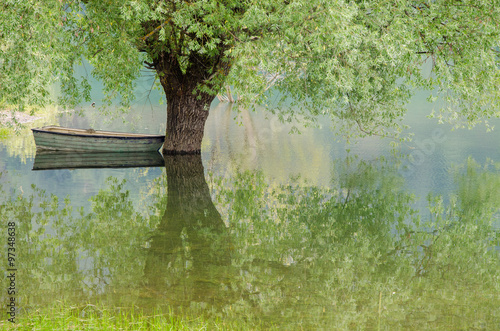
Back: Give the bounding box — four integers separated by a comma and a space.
32, 151, 165, 170
31, 126, 165, 152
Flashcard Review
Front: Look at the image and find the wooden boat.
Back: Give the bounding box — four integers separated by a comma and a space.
32, 150, 165, 170
31, 126, 165, 152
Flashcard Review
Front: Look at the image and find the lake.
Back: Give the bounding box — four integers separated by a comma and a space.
0, 92, 499, 329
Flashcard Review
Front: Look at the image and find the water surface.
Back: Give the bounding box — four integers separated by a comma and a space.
0, 96, 499, 329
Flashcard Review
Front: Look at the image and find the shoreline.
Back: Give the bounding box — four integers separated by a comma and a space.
0, 110, 43, 125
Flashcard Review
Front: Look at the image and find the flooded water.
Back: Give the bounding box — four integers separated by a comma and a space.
1, 94, 499, 329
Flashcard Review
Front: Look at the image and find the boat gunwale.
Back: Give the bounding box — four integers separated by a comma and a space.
31, 126, 165, 140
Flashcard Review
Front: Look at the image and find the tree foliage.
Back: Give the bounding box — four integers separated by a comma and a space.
1, 0, 499, 137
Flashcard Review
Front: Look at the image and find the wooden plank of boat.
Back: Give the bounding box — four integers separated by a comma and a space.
32, 150, 165, 170
31, 126, 165, 152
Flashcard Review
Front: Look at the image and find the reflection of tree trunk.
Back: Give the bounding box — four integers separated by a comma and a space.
240, 107, 258, 167
209, 102, 232, 164
144, 154, 231, 307
224, 103, 235, 161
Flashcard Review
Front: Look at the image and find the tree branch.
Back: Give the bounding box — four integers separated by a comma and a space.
142, 19, 172, 41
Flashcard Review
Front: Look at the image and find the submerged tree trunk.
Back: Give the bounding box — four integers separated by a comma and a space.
153, 50, 228, 155
162, 91, 212, 155
159, 75, 214, 155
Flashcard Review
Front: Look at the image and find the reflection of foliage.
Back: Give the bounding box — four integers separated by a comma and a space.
391, 159, 500, 329
0, 180, 86, 304
208, 158, 420, 328
455, 158, 500, 221
0, 175, 160, 308
73, 177, 157, 294
408, 158, 500, 282
208, 157, 499, 329
213, 157, 416, 259
0, 156, 499, 329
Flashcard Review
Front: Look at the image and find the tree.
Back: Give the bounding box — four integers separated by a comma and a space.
1, 0, 499, 154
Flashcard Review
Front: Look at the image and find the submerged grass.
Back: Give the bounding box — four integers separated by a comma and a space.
2, 303, 265, 331
2, 287, 498, 331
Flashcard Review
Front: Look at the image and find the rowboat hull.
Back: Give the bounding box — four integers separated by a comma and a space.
31, 126, 165, 152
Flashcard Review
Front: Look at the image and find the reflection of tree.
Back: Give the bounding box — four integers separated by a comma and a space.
1, 157, 499, 329
206, 157, 418, 326
144, 155, 231, 307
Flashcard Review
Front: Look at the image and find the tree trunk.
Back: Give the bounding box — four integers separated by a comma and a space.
162, 91, 212, 155
154, 53, 223, 155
